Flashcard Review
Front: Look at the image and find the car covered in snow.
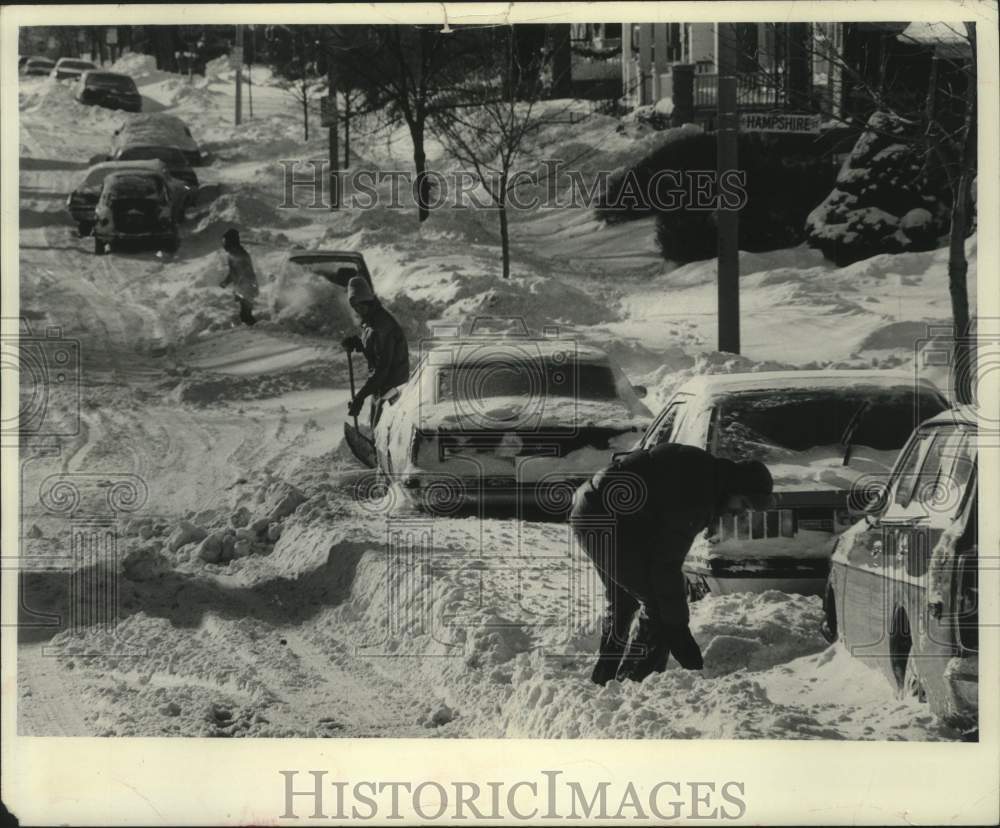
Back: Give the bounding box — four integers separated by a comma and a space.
110, 143, 198, 194
92, 170, 181, 254
76, 70, 142, 113
23, 56, 56, 76
110, 113, 203, 166
50, 57, 97, 81
67, 159, 193, 235
374, 338, 653, 515
639, 370, 948, 597
823, 406, 978, 731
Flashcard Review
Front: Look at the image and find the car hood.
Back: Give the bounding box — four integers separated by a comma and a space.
415, 395, 651, 432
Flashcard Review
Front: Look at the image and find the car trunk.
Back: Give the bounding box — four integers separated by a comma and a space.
404, 426, 640, 511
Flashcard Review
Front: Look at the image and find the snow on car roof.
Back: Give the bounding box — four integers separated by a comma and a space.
675, 369, 940, 398
919, 405, 978, 429
424, 339, 608, 364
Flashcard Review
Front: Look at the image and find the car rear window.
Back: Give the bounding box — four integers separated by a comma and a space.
437, 357, 619, 402
119, 146, 185, 165
87, 73, 137, 91
713, 386, 946, 462
106, 175, 161, 198
62, 60, 94, 70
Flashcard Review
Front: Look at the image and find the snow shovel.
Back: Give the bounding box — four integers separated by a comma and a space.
343, 349, 377, 469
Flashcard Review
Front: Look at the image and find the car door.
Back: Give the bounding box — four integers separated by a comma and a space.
838, 427, 935, 665
842, 424, 974, 685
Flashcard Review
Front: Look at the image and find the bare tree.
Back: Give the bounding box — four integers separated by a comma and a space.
432, 29, 567, 279
324, 25, 489, 222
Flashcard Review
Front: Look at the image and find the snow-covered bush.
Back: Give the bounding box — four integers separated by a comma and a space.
805, 111, 953, 266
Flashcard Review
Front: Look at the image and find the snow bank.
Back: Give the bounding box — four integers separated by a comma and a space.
18, 77, 124, 128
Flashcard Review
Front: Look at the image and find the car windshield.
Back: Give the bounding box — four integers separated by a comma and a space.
119, 146, 184, 165
106, 175, 161, 199
713, 386, 947, 463
87, 73, 136, 91
436, 357, 619, 402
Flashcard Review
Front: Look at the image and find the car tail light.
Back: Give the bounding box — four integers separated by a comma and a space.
713, 509, 796, 542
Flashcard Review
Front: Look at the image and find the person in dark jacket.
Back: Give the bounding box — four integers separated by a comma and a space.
569, 443, 774, 685
219, 228, 258, 326
341, 276, 410, 429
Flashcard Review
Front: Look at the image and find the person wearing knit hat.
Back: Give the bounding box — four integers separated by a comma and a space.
341, 276, 410, 428
569, 443, 774, 685
219, 227, 259, 326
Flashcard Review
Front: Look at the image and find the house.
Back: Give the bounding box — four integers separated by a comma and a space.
618, 21, 970, 128
622, 23, 843, 125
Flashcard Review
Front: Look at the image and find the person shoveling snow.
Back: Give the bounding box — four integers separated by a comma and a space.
219, 227, 259, 326
569, 443, 774, 685
341, 276, 410, 432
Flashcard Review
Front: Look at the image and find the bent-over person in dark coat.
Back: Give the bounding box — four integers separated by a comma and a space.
569, 443, 774, 685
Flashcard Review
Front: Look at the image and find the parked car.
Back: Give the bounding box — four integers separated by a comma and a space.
372, 337, 653, 515
67, 159, 193, 235
111, 113, 203, 166
76, 70, 142, 112
50, 57, 97, 81
110, 144, 198, 196
276, 249, 374, 290
23, 57, 56, 76
824, 406, 978, 731
92, 171, 181, 255
639, 371, 948, 597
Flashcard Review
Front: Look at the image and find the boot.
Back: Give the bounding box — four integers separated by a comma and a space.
663, 624, 703, 670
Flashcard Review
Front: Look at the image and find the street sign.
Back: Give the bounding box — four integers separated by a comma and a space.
320, 95, 338, 127
739, 112, 821, 134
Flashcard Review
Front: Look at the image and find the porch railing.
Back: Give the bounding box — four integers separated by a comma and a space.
693, 72, 785, 109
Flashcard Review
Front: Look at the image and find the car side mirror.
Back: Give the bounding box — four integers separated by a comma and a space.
858, 481, 889, 526
632, 385, 647, 399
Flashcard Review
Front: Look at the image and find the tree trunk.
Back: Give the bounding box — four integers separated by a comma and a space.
948, 30, 977, 406
410, 119, 429, 222
344, 92, 351, 169
498, 199, 511, 279
302, 83, 310, 141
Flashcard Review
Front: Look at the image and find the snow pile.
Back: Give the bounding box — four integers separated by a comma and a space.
18, 77, 123, 128
266, 262, 357, 336
109, 52, 163, 82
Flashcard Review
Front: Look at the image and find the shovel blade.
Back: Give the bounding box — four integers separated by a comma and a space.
344, 422, 377, 469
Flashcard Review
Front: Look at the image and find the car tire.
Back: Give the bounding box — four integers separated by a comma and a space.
821, 584, 838, 643
163, 235, 180, 254
78, 222, 93, 237
94, 237, 107, 255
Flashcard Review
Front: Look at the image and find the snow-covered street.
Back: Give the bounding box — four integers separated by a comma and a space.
15, 54, 976, 741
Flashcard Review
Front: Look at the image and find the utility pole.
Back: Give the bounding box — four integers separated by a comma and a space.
234, 24, 244, 126
716, 22, 740, 354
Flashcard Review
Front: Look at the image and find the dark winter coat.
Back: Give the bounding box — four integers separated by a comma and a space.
220, 246, 259, 301
357, 304, 410, 400
570, 443, 741, 562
